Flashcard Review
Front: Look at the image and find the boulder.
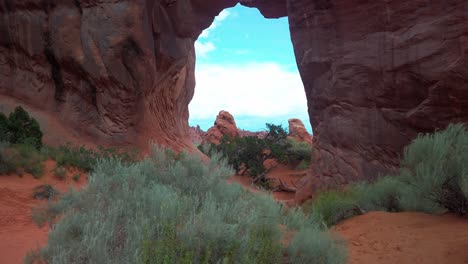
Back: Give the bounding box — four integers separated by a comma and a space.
287, 118, 312, 145
203, 110, 239, 145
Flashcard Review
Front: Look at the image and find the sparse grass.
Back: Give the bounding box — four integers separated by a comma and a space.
44, 143, 138, 172
0, 142, 45, 178
72, 173, 80, 182
28, 146, 346, 264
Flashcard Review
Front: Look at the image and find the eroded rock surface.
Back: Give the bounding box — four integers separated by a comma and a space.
203, 110, 239, 145
286, 0, 468, 202
0, 0, 236, 151
288, 118, 312, 145
1, 0, 467, 200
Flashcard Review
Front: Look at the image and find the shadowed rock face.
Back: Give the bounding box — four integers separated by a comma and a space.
0, 0, 236, 150
1, 0, 467, 197
286, 0, 468, 201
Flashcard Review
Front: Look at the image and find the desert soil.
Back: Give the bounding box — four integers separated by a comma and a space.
0, 160, 86, 264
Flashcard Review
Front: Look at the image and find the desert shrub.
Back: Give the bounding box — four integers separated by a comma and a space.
45, 143, 137, 172
288, 227, 347, 264
287, 138, 312, 164
305, 190, 363, 227
397, 124, 468, 215
72, 173, 80, 182
354, 177, 403, 212
0, 113, 9, 142
33, 184, 60, 200
29, 146, 346, 264
0, 143, 45, 177
295, 159, 310, 170
2, 106, 43, 150
53, 166, 67, 180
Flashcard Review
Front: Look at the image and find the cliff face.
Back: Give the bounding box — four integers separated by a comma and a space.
1, 0, 467, 196
0, 0, 236, 150
286, 0, 468, 200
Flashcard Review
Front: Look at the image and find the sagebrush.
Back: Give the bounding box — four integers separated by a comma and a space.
29, 146, 346, 264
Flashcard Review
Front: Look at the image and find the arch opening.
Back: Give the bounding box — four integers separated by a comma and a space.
188, 4, 312, 134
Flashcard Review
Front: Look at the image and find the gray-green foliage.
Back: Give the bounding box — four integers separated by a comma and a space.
306, 123, 468, 227
305, 190, 363, 227
30, 146, 346, 264
288, 227, 347, 264
0, 142, 45, 177
398, 124, 468, 215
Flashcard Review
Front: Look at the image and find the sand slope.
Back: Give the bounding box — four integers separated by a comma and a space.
0, 161, 85, 263
334, 211, 468, 264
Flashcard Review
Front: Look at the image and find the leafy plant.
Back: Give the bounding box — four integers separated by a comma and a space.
3, 106, 43, 150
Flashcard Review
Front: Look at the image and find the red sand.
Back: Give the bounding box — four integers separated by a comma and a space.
0, 160, 86, 264
334, 211, 468, 264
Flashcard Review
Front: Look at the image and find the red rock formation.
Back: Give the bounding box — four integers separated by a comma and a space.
0, 0, 237, 151
1, 0, 467, 202
244, 0, 468, 202
203, 110, 239, 145
189, 125, 205, 144
287, 118, 312, 145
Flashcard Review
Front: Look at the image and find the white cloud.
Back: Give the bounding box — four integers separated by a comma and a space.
194, 41, 215, 57
199, 10, 231, 39
189, 62, 308, 121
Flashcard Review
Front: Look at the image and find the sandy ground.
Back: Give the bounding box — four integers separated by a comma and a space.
2, 160, 468, 263
334, 211, 468, 264
228, 163, 305, 203
229, 165, 468, 264
0, 160, 86, 264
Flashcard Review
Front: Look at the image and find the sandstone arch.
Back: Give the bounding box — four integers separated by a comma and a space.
1, 0, 467, 199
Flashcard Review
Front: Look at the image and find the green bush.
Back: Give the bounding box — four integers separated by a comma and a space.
305, 123, 468, 226
72, 173, 80, 182
200, 123, 313, 180
53, 166, 67, 180
355, 177, 403, 212
45, 143, 137, 172
295, 159, 310, 170
29, 145, 346, 264
33, 184, 60, 200
305, 190, 363, 227
287, 138, 312, 164
0, 143, 45, 177
398, 124, 468, 215
288, 227, 347, 264
2, 106, 43, 150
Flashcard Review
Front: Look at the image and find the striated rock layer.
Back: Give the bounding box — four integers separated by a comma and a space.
1, 0, 467, 199
0, 0, 236, 151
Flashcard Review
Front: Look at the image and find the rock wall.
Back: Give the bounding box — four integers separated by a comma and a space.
286, 0, 468, 201
0, 0, 236, 150
1, 0, 467, 195
245, 0, 468, 201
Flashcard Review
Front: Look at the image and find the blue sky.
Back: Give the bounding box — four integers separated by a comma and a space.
189, 4, 312, 133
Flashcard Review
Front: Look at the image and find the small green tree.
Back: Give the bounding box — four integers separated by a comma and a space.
7, 106, 43, 149
0, 113, 9, 142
